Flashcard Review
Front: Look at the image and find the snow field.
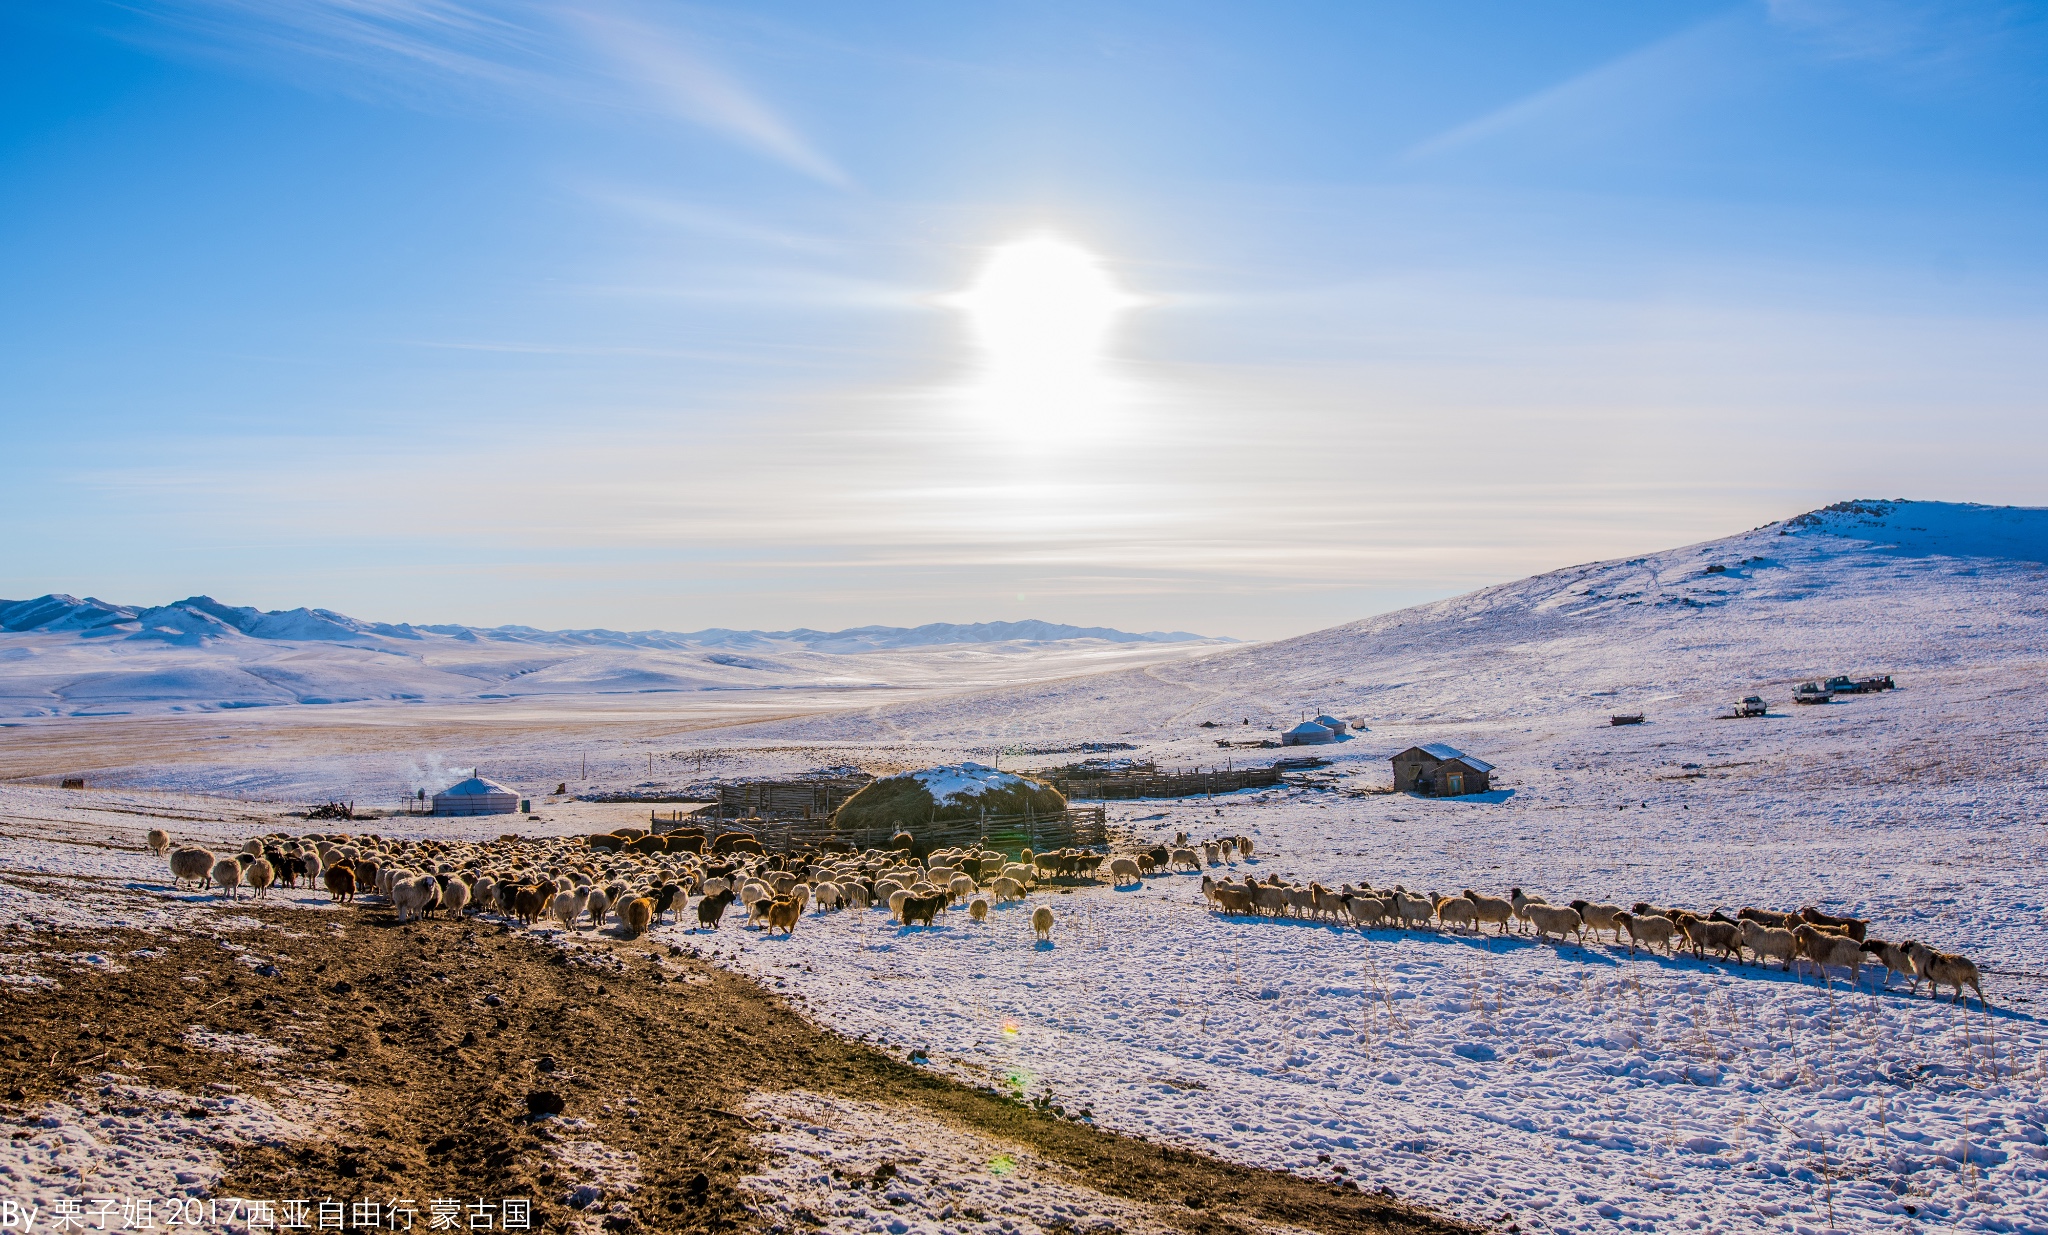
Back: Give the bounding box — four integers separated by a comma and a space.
671, 779, 2048, 1235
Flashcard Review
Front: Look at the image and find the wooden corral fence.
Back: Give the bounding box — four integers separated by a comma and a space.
1041, 765, 1282, 800
711, 775, 873, 821
657, 806, 1108, 859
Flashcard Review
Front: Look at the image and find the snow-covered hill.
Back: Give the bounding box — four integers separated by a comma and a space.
0, 597, 1232, 717
764, 499, 2048, 746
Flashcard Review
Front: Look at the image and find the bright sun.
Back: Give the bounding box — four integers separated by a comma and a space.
946, 236, 1139, 435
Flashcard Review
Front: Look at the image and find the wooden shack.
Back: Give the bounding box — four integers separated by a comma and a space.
1390, 744, 1494, 797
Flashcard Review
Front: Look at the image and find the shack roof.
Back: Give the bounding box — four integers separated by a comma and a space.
1395, 743, 1496, 774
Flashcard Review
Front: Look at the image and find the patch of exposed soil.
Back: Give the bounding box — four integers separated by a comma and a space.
1, 907, 1472, 1235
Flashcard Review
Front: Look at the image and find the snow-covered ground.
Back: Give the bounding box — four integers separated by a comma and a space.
673, 769, 2048, 1234
5, 500, 2047, 1233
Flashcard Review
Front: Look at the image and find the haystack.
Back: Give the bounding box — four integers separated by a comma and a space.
832, 763, 1065, 833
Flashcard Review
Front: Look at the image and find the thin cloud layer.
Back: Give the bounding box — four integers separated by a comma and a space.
123, 0, 847, 184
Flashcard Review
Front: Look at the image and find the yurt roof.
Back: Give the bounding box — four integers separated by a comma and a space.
1285, 721, 1334, 736
438, 776, 515, 797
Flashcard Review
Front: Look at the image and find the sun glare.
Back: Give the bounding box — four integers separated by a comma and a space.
946, 235, 1140, 437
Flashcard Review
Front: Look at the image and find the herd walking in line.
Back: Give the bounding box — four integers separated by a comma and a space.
147, 818, 1989, 1011
1196, 870, 1987, 1008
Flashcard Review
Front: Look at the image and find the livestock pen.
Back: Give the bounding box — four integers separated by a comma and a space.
655, 806, 1109, 858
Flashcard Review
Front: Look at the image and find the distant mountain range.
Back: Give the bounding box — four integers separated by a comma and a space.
0, 594, 1227, 652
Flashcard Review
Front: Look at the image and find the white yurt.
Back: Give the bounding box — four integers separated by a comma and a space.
1312, 714, 1350, 737
1282, 721, 1336, 746
432, 774, 519, 816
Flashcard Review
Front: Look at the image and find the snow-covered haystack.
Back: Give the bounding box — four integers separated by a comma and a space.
831, 763, 1065, 832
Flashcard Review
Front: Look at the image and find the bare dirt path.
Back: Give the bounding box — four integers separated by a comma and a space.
2, 903, 1471, 1235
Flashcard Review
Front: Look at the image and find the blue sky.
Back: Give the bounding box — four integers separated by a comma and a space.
2, 1, 2044, 638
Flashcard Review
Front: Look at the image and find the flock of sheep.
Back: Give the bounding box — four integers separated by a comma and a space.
1196, 871, 1989, 1009
147, 822, 1987, 1011
144, 825, 1126, 947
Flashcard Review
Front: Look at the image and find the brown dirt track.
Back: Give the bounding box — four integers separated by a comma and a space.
1, 900, 1472, 1235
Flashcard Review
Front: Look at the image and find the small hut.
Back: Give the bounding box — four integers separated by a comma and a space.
1282, 721, 1336, 746
1390, 744, 1494, 797
432, 774, 519, 816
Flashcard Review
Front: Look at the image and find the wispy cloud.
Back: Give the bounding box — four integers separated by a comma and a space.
572, 7, 849, 187
1404, 12, 1744, 159
1764, 0, 2033, 76
122, 0, 848, 184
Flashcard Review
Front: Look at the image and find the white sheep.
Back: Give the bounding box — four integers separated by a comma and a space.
1569, 900, 1628, 944
393, 875, 438, 923
245, 858, 276, 900
1459, 890, 1513, 934
1388, 889, 1434, 930
550, 889, 589, 931
209, 857, 243, 899
441, 876, 471, 917
1432, 892, 1479, 934
1734, 919, 1795, 970
1344, 895, 1389, 929
169, 847, 216, 888
1905, 940, 1986, 1007
1617, 911, 1677, 957
146, 829, 171, 856
1526, 903, 1584, 947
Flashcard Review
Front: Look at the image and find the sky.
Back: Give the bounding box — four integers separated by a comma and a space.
2, 1, 2045, 640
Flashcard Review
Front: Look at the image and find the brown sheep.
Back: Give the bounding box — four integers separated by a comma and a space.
146, 828, 171, 857
766, 896, 801, 937
323, 865, 357, 902
620, 896, 655, 939
1737, 906, 1800, 929
1797, 906, 1868, 942
900, 893, 946, 929
1212, 885, 1256, 916
513, 884, 550, 924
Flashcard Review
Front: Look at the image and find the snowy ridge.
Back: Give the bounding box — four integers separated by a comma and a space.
0, 598, 1233, 717
0, 597, 1222, 652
